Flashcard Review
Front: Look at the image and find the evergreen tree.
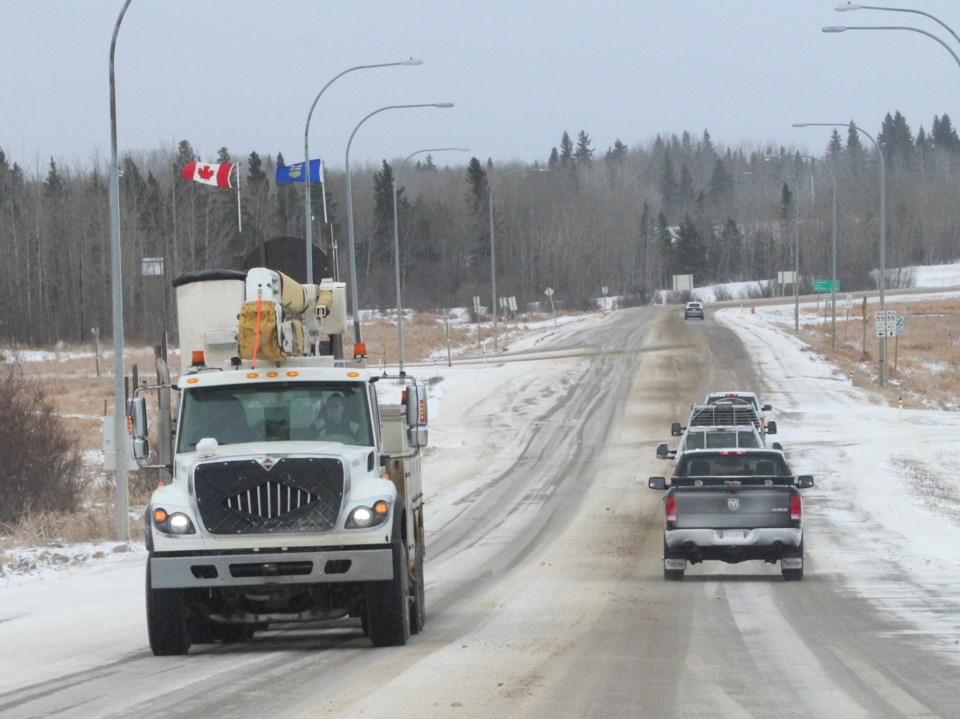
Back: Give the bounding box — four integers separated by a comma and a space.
465, 157, 489, 264
371, 160, 399, 271
878, 110, 914, 166
574, 130, 594, 164
559, 132, 574, 166
273, 151, 301, 236
931, 113, 960, 152
826, 129, 843, 160
605, 139, 628, 162
658, 150, 678, 216
243, 150, 270, 255
707, 158, 734, 205
678, 163, 695, 209
548, 147, 559, 169
673, 214, 706, 280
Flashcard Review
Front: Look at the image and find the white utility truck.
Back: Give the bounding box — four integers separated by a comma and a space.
130, 267, 428, 655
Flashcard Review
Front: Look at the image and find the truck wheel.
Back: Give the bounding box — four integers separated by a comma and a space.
366, 541, 411, 646
781, 540, 804, 582
410, 538, 426, 635
663, 540, 685, 581
146, 560, 192, 655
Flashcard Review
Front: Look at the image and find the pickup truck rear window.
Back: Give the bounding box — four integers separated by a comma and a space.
680, 453, 788, 477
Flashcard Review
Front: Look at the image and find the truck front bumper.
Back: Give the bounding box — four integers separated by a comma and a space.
150, 547, 393, 589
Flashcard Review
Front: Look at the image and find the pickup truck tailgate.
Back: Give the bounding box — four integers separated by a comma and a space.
672, 486, 796, 529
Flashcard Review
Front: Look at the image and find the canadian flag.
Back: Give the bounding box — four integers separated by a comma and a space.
181, 161, 234, 188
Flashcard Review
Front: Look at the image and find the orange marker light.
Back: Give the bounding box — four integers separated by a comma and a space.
153, 508, 168, 524
347, 371, 360, 378
266, 371, 279, 378
373, 500, 389, 515
246, 373, 259, 379
286, 371, 299, 377
186, 377, 199, 384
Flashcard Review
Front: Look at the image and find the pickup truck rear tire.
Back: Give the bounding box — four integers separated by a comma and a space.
146, 561, 191, 655
663, 539, 685, 581
366, 541, 411, 646
781, 540, 804, 581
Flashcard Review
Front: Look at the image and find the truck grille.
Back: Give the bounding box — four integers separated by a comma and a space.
194, 458, 344, 535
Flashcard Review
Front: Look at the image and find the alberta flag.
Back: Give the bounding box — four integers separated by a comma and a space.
276, 159, 323, 184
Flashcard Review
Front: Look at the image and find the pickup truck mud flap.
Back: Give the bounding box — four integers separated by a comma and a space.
781, 557, 803, 570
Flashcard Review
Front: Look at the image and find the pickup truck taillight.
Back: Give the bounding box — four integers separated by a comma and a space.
665, 496, 677, 528
790, 495, 802, 524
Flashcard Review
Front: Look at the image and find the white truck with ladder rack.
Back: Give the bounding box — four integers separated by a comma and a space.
130, 266, 428, 655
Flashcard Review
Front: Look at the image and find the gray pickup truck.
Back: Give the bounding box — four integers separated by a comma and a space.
648, 449, 813, 581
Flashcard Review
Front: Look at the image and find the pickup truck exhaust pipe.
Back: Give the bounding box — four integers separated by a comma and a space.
682, 541, 702, 564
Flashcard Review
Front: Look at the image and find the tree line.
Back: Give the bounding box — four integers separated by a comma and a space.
1, 109, 959, 345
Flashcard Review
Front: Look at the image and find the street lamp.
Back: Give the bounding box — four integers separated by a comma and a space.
108, 0, 133, 541
391, 147, 468, 375
834, 4, 960, 49
797, 154, 839, 350
489, 168, 549, 351
302, 59, 422, 285
794, 122, 887, 385
344, 103, 454, 346
823, 25, 960, 70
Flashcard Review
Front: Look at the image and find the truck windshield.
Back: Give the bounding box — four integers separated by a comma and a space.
177, 381, 372, 451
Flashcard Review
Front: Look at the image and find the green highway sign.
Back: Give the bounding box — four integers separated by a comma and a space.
812, 279, 839, 292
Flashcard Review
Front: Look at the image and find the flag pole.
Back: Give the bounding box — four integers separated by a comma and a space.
235, 162, 242, 232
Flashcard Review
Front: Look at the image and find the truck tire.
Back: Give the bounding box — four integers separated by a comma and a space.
781, 540, 804, 582
146, 560, 192, 655
366, 541, 411, 646
410, 538, 426, 635
663, 539, 685, 581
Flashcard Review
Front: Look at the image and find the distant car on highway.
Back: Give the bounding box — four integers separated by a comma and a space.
684, 301, 704, 320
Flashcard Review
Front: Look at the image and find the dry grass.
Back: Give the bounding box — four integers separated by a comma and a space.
797, 297, 960, 410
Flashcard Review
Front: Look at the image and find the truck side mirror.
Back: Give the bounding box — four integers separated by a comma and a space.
648, 477, 667, 490
405, 383, 428, 428
656, 443, 669, 459
407, 425, 429, 449
796, 475, 814, 489
130, 397, 149, 460
766, 420, 777, 435
671, 422, 682, 437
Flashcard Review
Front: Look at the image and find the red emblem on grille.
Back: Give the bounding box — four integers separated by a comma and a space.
261, 457, 274, 470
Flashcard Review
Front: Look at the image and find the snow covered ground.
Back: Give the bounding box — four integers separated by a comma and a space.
1, 263, 959, 678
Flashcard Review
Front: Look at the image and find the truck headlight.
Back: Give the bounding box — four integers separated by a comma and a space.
345, 499, 391, 529
152, 508, 196, 535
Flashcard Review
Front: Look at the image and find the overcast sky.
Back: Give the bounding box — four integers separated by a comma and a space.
3, 1, 958, 174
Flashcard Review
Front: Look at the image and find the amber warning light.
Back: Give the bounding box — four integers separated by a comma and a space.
191, 350, 205, 367
353, 343, 367, 358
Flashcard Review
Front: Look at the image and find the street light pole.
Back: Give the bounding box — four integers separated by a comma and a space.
798, 154, 838, 350
109, 0, 133, 541
488, 168, 548, 351
834, 4, 960, 48
823, 25, 960, 71
303, 59, 422, 285
392, 147, 468, 375
794, 122, 886, 385
344, 102, 454, 346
